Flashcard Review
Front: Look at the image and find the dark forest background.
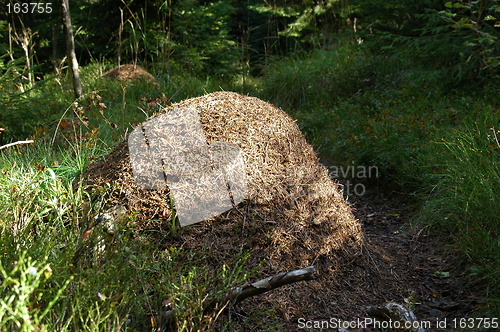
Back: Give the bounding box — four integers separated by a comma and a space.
2, 0, 498, 86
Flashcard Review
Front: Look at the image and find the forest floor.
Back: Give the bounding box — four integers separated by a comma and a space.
223, 176, 485, 331
327, 179, 485, 331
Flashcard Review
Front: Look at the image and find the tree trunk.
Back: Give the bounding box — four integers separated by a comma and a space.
61, 0, 82, 98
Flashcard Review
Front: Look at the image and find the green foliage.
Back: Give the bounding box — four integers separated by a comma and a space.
437, 0, 500, 75
399, 0, 500, 83
164, 0, 238, 76
352, 0, 500, 86
350, 0, 443, 35
1, 0, 357, 82
250, 0, 351, 48
149, 249, 257, 331
69, 0, 240, 77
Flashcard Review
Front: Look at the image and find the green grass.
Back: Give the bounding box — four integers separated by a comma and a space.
419, 124, 500, 313
0, 134, 264, 331
259, 45, 381, 112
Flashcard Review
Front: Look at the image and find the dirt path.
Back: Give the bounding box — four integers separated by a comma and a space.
336, 183, 482, 331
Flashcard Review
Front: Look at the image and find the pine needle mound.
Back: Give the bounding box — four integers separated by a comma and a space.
102, 64, 157, 84
81, 91, 364, 321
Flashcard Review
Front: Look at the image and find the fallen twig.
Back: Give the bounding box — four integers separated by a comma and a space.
0, 140, 34, 151
163, 266, 316, 325
209, 265, 316, 309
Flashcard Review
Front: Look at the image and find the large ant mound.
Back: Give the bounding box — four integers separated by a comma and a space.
81, 91, 365, 323
102, 64, 157, 84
